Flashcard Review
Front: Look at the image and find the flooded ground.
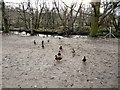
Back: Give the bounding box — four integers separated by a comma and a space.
2, 33, 118, 88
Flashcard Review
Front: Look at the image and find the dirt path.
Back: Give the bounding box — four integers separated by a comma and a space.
2, 34, 118, 88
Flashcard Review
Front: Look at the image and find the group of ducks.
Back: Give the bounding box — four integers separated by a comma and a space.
34, 39, 50, 49
72, 48, 86, 62
33, 38, 86, 64
55, 46, 63, 63
54, 46, 86, 63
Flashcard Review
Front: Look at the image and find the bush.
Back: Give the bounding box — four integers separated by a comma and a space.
98, 27, 116, 36
75, 26, 90, 35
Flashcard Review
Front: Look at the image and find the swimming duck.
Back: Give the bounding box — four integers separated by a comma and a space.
82, 56, 86, 62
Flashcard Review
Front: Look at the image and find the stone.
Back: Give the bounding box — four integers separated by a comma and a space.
50, 77, 54, 79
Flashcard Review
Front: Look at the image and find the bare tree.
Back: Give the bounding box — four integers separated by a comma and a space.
20, 2, 28, 30
89, 1, 120, 37
2, 0, 9, 33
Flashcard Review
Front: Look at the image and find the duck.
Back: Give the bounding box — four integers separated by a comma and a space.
58, 51, 61, 56
72, 48, 75, 57
55, 55, 62, 61
34, 40, 36, 45
82, 56, 86, 62
72, 48, 75, 53
42, 45, 44, 48
59, 37, 61, 39
42, 40, 44, 45
47, 40, 50, 42
59, 46, 63, 50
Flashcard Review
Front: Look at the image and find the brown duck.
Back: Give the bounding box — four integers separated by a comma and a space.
72, 48, 75, 53
82, 56, 86, 62
47, 40, 50, 42
34, 40, 36, 45
42, 40, 44, 45
59, 46, 63, 50
58, 51, 61, 56
42, 45, 44, 48
55, 55, 62, 61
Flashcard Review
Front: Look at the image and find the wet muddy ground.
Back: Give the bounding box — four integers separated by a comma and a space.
2, 33, 118, 88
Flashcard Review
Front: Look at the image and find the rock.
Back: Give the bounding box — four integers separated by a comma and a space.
25, 73, 28, 75
71, 75, 74, 77
94, 78, 98, 80
103, 71, 106, 73
64, 84, 68, 87
63, 71, 66, 73
18, 85, 21, 88
110, 72, 114, 74
34, 85, 37, 88
76, 70, 80, 72
56, 68, 59, 70
5, 65, 9, 68
64, 79, 67, 82
53, 72, 56, 74
50, 77, 54, 79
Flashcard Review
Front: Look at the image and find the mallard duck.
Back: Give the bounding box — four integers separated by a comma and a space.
47, 40, 49, 42
34, 40, 36, 45
72, 48, 75, 57
72, 48, 75, 53
55, 55, 62, 61
42, 45, 44, 48
59, 46, 62, 50
58, 51, 61, 56
82, 56, 86, 62
42, 40, 44, 45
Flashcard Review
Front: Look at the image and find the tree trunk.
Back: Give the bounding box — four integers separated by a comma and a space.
90, 2, 100, 37
2, 0, 9, 33
118, 16, 120, 32
28, 0, 34, 35
30, 9, 34, 35
90, 14, 99, 37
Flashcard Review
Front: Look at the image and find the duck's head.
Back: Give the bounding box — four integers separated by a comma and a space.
84, 56, 86, 58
